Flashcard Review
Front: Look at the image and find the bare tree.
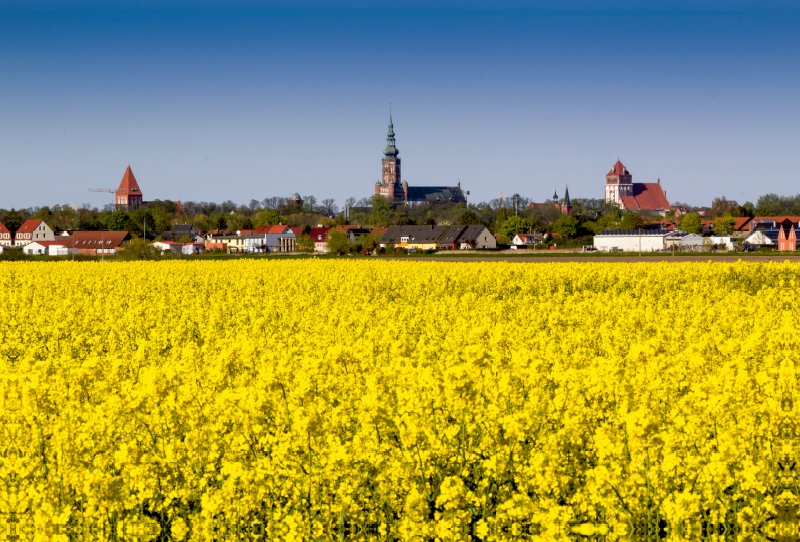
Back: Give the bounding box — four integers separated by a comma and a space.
321, 198, 338, 216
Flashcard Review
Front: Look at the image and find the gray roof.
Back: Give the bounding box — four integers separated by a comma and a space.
405, 186, 466, 203
379, 225, 449, 244
438, 225, 467, 244
458, 225, 491, 242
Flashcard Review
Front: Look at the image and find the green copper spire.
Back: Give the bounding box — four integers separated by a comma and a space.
383, 110, 399, 157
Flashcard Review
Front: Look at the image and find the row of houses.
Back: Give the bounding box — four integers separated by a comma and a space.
376, 225, 496, 250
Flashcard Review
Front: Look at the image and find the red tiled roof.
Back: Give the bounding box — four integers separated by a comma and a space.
607, 160, 629, 176
309, 227, 329, 242
0, 221, 10, 235
733, 217, 753, 231
16, 220, 43, 234
369, 227, 388, 238
267, 225, 292, 234
289, 226, 303, 237
64, 231, 130, 249
620, 183, 670, 211
117, 166, 142, 196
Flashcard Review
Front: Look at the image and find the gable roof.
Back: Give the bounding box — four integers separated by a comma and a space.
458, 225, 492, 242
16, 220, 44, 234
117, 166, 142, 196
63, 231, 130, 249
0, 222, 9, 235
620, 183, 670, 211
438, 225, 467, 244
379, 225, 448, 244
309, 227, 329, 242
733, 217, 753, 231
289, 226, 303, 238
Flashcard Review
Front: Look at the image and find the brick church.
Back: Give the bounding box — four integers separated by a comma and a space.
604, 159, 669, 212
375, 114, 466, 205
116, 165, 144, 212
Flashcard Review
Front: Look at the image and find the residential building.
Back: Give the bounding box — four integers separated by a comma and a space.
334, 225, 372, 243
743, 231, 773, 248
260, 224, 297, 252
457, 226, 497, 249
437, 225, 467, 249
378, 225, 448, 250
22, 240, 68, 256
182, 242, 206, 255
680, 234, 707, 251
116, 165, 143, 212
604, 160, 670, 212
14, 220, 55, 247
153, 241, 184, 255
309, 226, 330, 252
374, 114, 466, 205
0, 221, 12, 247
161, 224, 202, 242
593, 230, 686, 252
511, 233, 545, 247
64, 231, 130, 255
778, 223, 797, 251
745, 217, 800, 245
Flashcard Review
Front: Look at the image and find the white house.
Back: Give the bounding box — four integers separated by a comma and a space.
511, 233, 545, 247
708, 236, 735, 251
22, 240, 67, 256
594, 230, 679, 252
14, 220, 54, 247
153, 241, 183, 255
181, 242, 206, 255
744, 231, 773, 247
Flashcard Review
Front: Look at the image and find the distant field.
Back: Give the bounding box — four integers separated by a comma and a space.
1, 260, 797, 540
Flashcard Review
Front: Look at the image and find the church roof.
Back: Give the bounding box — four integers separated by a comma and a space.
607, 160, 630, 176
619, 183, 670, 211
405, 186, 466, 203
383, 113, 399, 157
117, 166, 142, 196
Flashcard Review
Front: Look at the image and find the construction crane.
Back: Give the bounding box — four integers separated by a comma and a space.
87, 188, 116, 207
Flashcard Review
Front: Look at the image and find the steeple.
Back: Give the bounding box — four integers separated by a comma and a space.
563, 185, 571, 206
383, 110, 399, 157
552, 184, 559, 201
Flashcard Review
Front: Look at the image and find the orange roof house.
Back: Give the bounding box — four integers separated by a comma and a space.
116, 166, 143, 211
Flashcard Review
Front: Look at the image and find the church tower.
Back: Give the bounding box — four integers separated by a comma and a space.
116, 165, 143, 212
375, 113, 405, 202
605, 160, 633, 206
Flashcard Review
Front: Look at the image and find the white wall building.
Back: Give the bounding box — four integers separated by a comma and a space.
594, 230, 681, 252
23, 240, 67, 255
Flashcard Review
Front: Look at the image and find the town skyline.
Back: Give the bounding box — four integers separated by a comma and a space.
2, 1, 799, 209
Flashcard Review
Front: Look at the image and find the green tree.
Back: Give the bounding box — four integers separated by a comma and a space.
255, 209, 282, 227
552, 214, 579, 239
296, 234, 314, 252
368, 195, 393, 227
713, 215, 736, 236
496, 216, 529, 243
107, 211, 128, 231
116, 237, 162, 260
458, 211, 481, 225
619, 211, 644, 230
326, 230, 351, 255
679, 212, 703, 234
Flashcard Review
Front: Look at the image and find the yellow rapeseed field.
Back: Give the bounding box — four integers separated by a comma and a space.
0, 260, 797, 541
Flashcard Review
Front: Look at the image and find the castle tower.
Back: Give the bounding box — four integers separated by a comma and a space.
375, 113, 405, 202
604, 160, 633, 206
116, 165, 143, 211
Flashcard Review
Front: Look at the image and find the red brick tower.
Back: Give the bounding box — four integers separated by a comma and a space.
116, 165, 143, 211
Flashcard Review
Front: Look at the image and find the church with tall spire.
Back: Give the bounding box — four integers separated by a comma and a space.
374, 112, 466, 205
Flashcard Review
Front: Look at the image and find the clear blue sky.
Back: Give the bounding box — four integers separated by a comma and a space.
1, 0, 798, 209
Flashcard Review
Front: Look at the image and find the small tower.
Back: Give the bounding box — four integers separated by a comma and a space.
116, 165, 143, 212
552, 184, 559, 202
376, 112, 405, 202
562, 185, 572, 215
